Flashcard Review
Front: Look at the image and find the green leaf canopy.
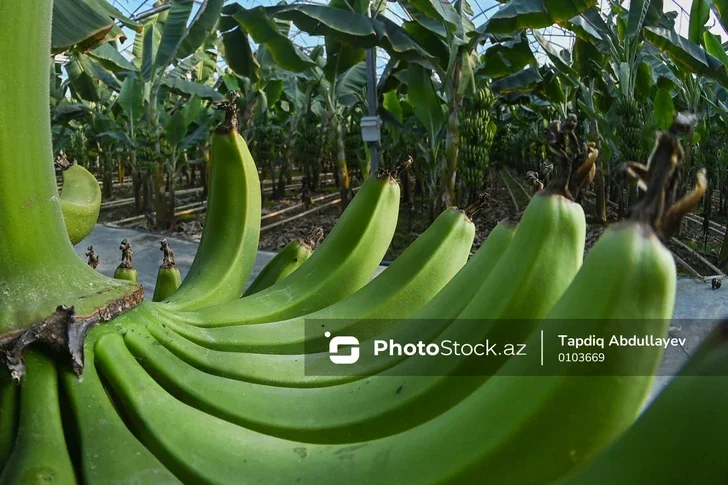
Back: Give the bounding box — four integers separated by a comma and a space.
483, 0, 597, 34
644, 26, 728, 88
51, 0, 113, 52
407, 63, 446, 145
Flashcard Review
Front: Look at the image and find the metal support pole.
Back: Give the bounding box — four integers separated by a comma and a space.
365, 47, 379, 173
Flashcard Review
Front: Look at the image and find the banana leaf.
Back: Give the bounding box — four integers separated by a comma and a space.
65, 54, 100, 102
222, 27, 261, 82
155, 0, 194, 70
89, 44, 137, 73
625, 0, 650, 42
177, 0, 225, 60
491, 65, 543, 94
383, 90, 403, 123
51, 0, 113, 53
141, 23, 161, 82
482, 0, 597, 34
117, 76, 144, 127
479, 32, 536, 78
335, 63, 368, 107
689, 0, 710, 45
162, 77, 224, 102
234, 7, 314, 73
644, 26, 728, 88
532, 30, 579, 87
407, 63, 446, 147
325, 0, 368, 81
653, 87, 674, 130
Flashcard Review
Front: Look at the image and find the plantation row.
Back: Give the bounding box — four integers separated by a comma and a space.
47, 0, 728, 276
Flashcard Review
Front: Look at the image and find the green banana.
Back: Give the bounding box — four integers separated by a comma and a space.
142, 222, 516, 388
0, 350, 76, 485
556, 323, 728, 485
119, 193, 584, 444
61, 326, 181, 484
114, 238, 138, 283
153, 239, 182, 302
169, 171, 400, 326
156, 192, 582, 356
160, 102, 261, 311
154, 206, 475, 354
242, 227, 323, 297
95, 208, 675, 485
0, 375, 17, 471
58, 160, 101, 245
3, 1, 714, 476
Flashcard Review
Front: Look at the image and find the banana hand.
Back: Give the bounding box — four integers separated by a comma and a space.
171, 171, 400, 326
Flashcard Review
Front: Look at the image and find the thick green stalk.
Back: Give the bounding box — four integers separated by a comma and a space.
0, 1, 140, 346
0, 1, 69, 269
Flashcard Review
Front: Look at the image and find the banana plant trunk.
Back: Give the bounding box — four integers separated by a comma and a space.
278, 137, 295, 199
142, 169, 154, 212
153, 164, 168, 229
439, 58, 463, 209
333, 115, 351, 210
166, 166, 176, 228
703, 172, 713, 249
101, 148, 114, 200
313, 117, 330, 192
595, 167, 607, 223
131, 152, 143, 212
0, 1, 141, 348
118, 160, 125, 184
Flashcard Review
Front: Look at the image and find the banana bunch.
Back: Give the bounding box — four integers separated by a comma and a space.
459, 86, 495, 190
615, 96, 645, 163
0, 6, 724, 480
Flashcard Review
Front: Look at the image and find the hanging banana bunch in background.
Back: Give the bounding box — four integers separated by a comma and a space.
458, 85, 496, 202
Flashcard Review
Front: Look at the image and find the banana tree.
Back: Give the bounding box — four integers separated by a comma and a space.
553, 2, 675, 216
231, 0, 436, 207
219, 3, 316, 199
391, 0, 598, 208
641, 0, 728, 257
123, 0, 224, 227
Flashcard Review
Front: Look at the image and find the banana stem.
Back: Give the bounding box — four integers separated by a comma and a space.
160, 239, 176, 269
0, 2, 142, 375
0, 1, 76, 271
303, 228, 324, 249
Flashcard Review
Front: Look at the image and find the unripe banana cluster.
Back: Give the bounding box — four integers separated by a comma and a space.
459, 86, 495, 189
1, 112, 720, 485
615, 97, 645, 163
